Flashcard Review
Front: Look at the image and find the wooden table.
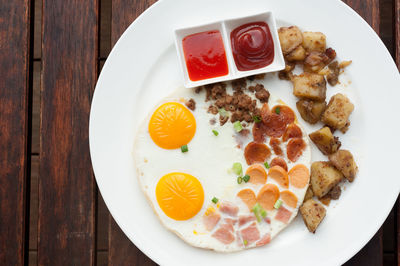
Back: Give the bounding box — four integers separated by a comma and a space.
0, 0, 398, 265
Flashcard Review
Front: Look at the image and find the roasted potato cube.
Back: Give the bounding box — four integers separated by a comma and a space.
286, 45, 306, 62
309, 127, 341, 155
328, 150, 358, 182
292, 73, 327, 101
310, 161, 344, 198
300, 199, 326, 233
322, 93, 354, 130
296, 99, 326, 124
304, 186, 314, 201
278, 26, 303, 55
302, 32, 326, 53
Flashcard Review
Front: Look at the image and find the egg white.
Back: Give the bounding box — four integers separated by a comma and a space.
133, 84, 311, 252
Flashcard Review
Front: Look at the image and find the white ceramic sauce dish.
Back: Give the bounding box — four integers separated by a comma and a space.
174, 11, 285, 88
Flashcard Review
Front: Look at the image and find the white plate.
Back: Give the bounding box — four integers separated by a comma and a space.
89, 0, 400, 265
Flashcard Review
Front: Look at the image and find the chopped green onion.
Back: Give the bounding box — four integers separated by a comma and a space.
243, 174, 250, 183
232, 162, 243, 175
253, 115, 261, 123
237, 176, 243, 184
252, 203, 262, 222
264, 161, 270, 169
233, 121, 243, 132
243, 240, 248, 245
212, 197, 218, 204
181, 144, 188, 153
274, 199, 282, 209
212, 130, 219, 136
275, 107, 281, 114
261, 210, 267, 218
219, 108, 228, 117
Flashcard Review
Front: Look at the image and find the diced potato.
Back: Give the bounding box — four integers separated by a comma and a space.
296, 99, 326, 124
304, 186, 314, 201
310, 161, 344, 198
302, 32, 326, 53
328, 149, 358, 182
322, 93, 354, 130
309, 127, 341, 155
278, 26, 303, 55
300, 199, 326, 233
292, 73, 327, 101
286, 45, 306, 62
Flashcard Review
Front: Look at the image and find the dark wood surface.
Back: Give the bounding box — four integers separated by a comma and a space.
38, 0, 98, 265
0, 0, 398, 265
0, 1, 30, 265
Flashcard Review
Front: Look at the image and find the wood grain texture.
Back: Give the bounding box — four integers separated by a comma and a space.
109, 217, 156, 266
396, 0, 400, 68
109, 0, 157, 264
343, 0, 380, 34
0, 1, 30, 265
38, 0, 98, 265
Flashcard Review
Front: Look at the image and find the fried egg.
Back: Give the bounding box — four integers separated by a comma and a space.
134, 83, 311, 252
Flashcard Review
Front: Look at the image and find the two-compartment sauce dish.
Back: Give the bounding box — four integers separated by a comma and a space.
174, 11, 285, 88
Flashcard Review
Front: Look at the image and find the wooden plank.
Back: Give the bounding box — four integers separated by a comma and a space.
396, 0, 400, 68
29, 155, 39, 250
33, 0, 42, 59
343, 0, 380, 34
111, 0, 157, 45
0, 1, 30, 265
38, 0, 98, 265
109, 217, 156, 266
108, 0, 157, 264
32, 61, 40, 154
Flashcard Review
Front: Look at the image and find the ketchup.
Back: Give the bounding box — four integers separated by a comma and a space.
182, 30, 229, 81
230, 22, 274, 71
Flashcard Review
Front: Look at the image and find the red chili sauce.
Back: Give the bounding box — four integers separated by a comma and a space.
182, 30, 229, 81
230, 22, 274, 71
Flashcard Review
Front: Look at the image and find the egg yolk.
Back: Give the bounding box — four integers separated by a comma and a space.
156, 172, 204, 220
149, 102, 196, 149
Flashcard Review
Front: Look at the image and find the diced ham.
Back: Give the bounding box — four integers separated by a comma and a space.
224, 218, 237, 226
212, 227, 235, 244
220, 222, 234, 233
240, 222, 260, 245
236, 231, 244, 247
264, 217, 271, 224
275, 206, 292, 224
219, 201, 239, 217
256, 233, 271, 247
239, 214, 257, 227
203, 212, 221, 231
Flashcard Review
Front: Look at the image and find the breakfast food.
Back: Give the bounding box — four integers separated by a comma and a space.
134, 21, 359, 250
277, 25, 358, 233
134, 79, 312, 252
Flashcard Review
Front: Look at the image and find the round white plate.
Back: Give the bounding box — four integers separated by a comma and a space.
89, 0, 400, 265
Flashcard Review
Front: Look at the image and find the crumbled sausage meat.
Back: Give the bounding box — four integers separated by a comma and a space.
220, 116, 228, 126
208, 105, 218, 115
255, 88, 270, 103
185, 98, 196, 111
327, 61, 340, 86
327, 185, 341, 200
